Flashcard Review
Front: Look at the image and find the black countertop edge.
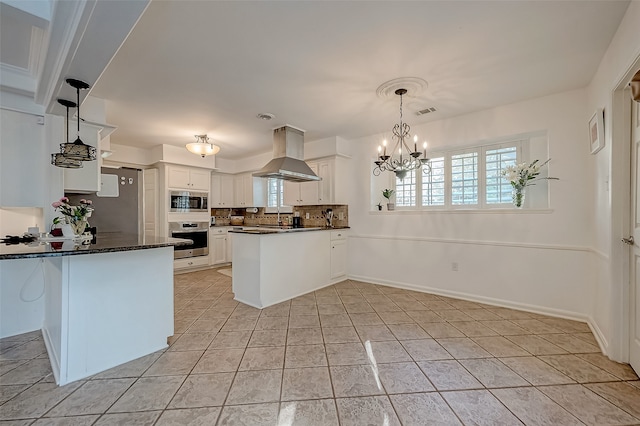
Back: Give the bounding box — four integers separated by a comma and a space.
229, 226, 350, 235
0, 234, 191, 260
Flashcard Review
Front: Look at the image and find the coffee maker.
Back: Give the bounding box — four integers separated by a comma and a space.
292, 211, 302, 228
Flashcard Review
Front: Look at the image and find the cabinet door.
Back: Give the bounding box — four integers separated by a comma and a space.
242, 174, 254, 206
234, 175, 246, 206
211, 234, 227, 264
143, 169, 159, 239
220, 175, 235, 206
0, 109, 45, 207
210, 174, 222, 207
283, 181, 300, 205
298, 163, 319, 204
211, 174, 233, 207
167, 166, 191, 189
189, 169, 211, 191
226, 232, 233, 263
317, 161, 332, 204
330, 239, 347, 279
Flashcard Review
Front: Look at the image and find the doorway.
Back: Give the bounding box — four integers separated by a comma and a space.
629, 70, 640, 374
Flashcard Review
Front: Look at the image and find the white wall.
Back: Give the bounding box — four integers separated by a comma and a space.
347, 88, 597, 328
587, 1, 640, 360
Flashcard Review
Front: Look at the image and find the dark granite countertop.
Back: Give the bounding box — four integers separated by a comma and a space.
229, 226, 350, 235
0, 233, 191, 260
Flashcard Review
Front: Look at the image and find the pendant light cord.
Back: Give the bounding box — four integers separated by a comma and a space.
75, 85, 80, 140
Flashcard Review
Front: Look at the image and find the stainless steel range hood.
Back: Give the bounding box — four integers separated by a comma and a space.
253, 126, 321, 182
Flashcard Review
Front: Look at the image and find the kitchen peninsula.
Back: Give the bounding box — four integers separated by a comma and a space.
231, 227, 348, 308
0, 234, 190, 386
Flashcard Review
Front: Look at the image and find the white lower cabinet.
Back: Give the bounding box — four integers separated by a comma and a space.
330, 230, 348, 279
210, 227, 231, 265
174, 256, 209, 270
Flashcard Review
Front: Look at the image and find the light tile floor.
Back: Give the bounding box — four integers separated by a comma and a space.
1, 269, 640, 425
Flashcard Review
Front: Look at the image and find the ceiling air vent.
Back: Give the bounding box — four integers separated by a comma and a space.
416, 107, 437, 116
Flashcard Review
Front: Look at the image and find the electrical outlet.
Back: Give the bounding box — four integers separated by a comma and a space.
338, 212, 344, 220
451, 262, 459, 272
306, 213, 310, 219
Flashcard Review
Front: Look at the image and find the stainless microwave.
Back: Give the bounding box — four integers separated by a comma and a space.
169, 191, 208, 212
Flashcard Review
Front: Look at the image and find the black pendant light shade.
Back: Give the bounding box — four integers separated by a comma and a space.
51, 98, 82, 169
60, 78, 97, 161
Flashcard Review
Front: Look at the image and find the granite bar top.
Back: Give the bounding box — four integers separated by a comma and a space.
229, 226, 350, 235
0, 233, 191, 260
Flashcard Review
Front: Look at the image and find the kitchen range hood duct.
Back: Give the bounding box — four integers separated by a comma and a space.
253, 125, 321, 182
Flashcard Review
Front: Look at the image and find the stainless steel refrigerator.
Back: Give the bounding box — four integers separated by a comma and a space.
65, 167, 142, 235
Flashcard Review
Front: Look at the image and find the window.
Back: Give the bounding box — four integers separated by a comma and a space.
265, 178, 292, 213
422, 156, 445, 206
386, 139, 525, 210
267, 178, 281, 209
486, 146, 517, 204
395, 169, 416, 207
451, 152, 478, 205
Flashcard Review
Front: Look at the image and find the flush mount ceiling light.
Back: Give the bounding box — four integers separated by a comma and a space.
60, 78, 97, 161
186, 134, 220, 158
51, 98, 83, 169
373, 87, 431, 180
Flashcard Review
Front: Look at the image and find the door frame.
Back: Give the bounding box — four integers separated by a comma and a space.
610, 55, 640, 362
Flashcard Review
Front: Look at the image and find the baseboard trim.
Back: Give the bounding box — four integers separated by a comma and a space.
41, 326, 61, 386
348, 273, 592, 324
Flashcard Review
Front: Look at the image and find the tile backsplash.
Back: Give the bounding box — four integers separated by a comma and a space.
211, 205, 348, 228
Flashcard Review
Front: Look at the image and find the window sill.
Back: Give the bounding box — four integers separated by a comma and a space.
369, 208, 554, 215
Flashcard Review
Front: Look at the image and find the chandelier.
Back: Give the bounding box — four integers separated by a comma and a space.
186, 134, 220, 157
373, 88, 430, 180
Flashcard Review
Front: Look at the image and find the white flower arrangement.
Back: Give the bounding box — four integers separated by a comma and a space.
501, 159, 558, 207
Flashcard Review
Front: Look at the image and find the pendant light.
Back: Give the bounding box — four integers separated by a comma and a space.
51, 99, 83, 169
60, 78, 97, 161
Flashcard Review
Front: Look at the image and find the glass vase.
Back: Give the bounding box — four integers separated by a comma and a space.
69, 219, 88, 237
512, 187, 526, 208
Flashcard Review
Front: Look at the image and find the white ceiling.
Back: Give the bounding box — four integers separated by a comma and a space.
19, 1, 636, 160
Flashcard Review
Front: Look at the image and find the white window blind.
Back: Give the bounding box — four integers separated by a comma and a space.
267, 178, 280, 208
451, 152, 478, 205
395, 169, 416, 207
422, 156, 445, 206
486, 146, 517, 204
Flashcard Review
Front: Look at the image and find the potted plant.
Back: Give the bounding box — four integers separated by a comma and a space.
376, 202, 382, 211
382, 189, 395, 210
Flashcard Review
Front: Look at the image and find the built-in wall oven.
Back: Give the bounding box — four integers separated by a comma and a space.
169, 191, 208, 213
169, 221, 209, 259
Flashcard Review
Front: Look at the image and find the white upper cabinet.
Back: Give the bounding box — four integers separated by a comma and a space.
64, 122, 102, 193
167, 165, 210, 191
283, 158, 348, 206
0, 110, 45, 207
211, 173, 234, 208
284, 163, 319, 205
234, 173, 266, 207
